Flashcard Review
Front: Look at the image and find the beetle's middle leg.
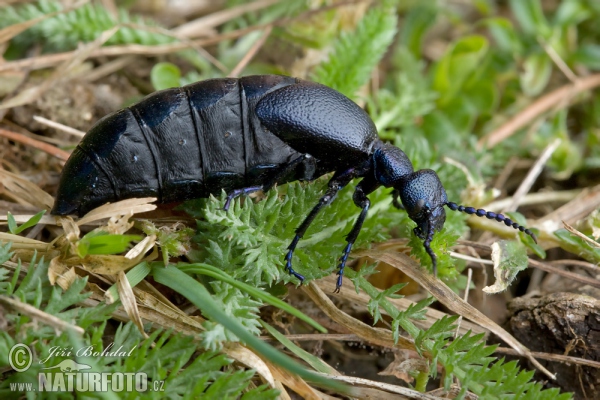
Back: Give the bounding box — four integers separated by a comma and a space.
335, 176, 380, 292
285, 168, 358, 282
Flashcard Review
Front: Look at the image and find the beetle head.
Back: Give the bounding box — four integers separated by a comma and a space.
395, 169, 448, 275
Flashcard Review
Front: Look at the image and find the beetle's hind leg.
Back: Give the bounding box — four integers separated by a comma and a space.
335, 176, 379, 292
223, 186, 263, 210
224, 155, 312, 211
285, 168, 358, 284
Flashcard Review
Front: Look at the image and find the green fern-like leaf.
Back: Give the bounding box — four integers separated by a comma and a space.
356, 273, 573, 399
313, 5, 398, 98
188, 181, 393, 289
1, 0, 173, 52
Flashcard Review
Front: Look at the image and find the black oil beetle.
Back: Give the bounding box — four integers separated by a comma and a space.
52, 75, 536, 290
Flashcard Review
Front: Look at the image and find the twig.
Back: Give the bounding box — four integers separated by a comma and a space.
33, 116, 85, 138
563, 220, 600, 249
0, 0, 370, 73
229, 26, 273, 77
494, 346, 600, 369
540, 38, 578, 83
529, 259, 600, 289
478, 74, 600, 148
316, 373, 445, 399
504, 138, 561, 212
549, 259, 598, 274
0, 127, 71, 161
0, 295, 84, 335
360, 249, 556, 380
484, 189, 580, 211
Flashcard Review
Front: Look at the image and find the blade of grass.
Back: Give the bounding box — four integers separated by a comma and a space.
177, 262, 327, 333
151, 264, 346, 392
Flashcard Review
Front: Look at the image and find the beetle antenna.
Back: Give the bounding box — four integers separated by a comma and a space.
445, 202, 537, 243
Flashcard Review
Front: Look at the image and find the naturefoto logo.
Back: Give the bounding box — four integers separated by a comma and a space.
8, 343, 165, 393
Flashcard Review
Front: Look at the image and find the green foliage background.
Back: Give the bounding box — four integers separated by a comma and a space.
2, 0, 600, 398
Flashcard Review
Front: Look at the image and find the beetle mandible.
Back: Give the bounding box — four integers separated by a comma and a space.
52, 75, 536, 291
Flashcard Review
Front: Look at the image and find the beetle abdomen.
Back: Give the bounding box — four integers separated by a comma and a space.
52, 76, 313, 216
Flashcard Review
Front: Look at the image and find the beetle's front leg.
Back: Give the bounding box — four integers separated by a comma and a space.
335, 176, 380, 292
392, 189, 404, 210
285, 168, 358, 283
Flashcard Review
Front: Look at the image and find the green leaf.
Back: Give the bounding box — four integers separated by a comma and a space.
554, 228, 600, 264
151, 264, 345, 392
484, 17, 522, 54
313, 5, 397, 99
261, 321, 336, 375
432, 35, 489, 105
399, 5, 437, 58
509, 0, 551, 38
105, 261, 152, 301
177, 262, 326, 334
553, 0, 591, 27
151, 62, 182, 90
520, 52, 552, 96
573, 44, 600, 70
482, 240, 529, 294
6, 212, 17, 234
7, 210, 46, 235
77, 231, 142, 257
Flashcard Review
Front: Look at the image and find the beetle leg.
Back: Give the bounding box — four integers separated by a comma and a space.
223, 186, 263, 211
335, 176, 380, 292
262, 154, 311, 191
285, 168, 358, 283
392, 189, 404, 210
224, 155, 310, 211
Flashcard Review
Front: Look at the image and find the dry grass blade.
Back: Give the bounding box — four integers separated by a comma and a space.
117, 270, 148, 338
478, 73, 600, 148
494, 346, 600, 369
316, 374, 445, 399
0, 232, 50, 250
267, 361, 321, 400
0, 294, 84, 335
32, 116, 86, 138
358, 249, 557, 380
173, 0, 280, 39
228, 26, 272, 77
222, 344, 277, 389
76, 197, 157, 226
484, 189, 580, 211
0, 127, 71, 161
562, 220, 600, 249
304, 281, 418, 352
0, 26, 119, 111
316, 275, 486, 336
536, 183, 600, 235
504, 138, 561, 212
48, 258, 78, 289
0, 168, 54, 210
